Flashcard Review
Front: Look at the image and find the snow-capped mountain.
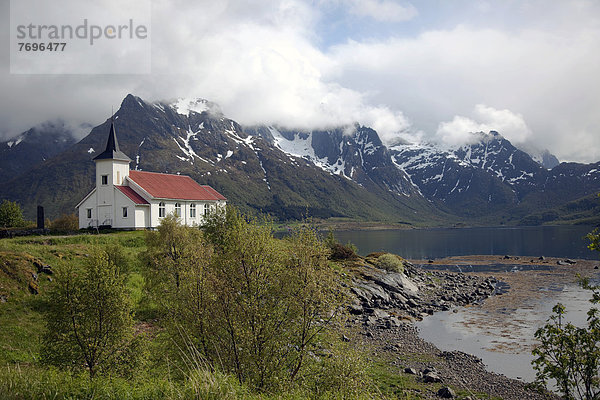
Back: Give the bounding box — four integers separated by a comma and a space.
2, 94, 599, 225
390, 131, 600, 220
0, 121, 77, 184
390, 141, 520, 216
517, 144, 560, 169
246, 125, 419, 197
0, 95, 436, 222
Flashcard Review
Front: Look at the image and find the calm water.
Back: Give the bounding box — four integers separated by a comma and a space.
333, 225, 597, 259
416, 281, 595, 383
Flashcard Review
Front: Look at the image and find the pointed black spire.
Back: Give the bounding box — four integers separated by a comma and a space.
93, 119, 131, 162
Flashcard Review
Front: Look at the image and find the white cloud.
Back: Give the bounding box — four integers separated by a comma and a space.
329, 17, 600, 162
436, 105, 532, 147
346, 0, 417, 22
1, 0, 600, 163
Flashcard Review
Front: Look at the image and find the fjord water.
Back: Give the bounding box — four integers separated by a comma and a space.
333, 225, 596, 259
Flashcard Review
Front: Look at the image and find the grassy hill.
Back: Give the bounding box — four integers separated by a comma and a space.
0, 230, 422, 399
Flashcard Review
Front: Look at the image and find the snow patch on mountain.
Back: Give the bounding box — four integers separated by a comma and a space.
174, 98, 209, 116
268, 127, 351, 178
174, 126, 211, 165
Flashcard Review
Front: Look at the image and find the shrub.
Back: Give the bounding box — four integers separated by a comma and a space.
41, 248, 144, 379
147, 207, 352, 391
330, 242, 359, 260
324, 229, 358, 260
0, 200, 25, 228
376, 253, 405, 273
49, 213, 78, 232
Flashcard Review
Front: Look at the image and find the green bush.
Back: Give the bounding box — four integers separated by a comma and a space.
145, 207, 354, 391
532, 225, 600, 400
376, 253, 405, 273
41, 248, 143, 379
0, 200, 25, 228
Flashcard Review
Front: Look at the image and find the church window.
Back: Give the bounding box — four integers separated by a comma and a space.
175, 203, 181, 217
190, 203, 196, 218
101, 175, 108, 185
86, 209, 92, 219
117, 171, 121, 184
159, 202, 165, 218
204, 203, 210, 216
122, 207, 128, 218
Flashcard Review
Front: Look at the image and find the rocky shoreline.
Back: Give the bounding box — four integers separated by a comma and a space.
347, 255, 565, 399
349, 261, 497, 324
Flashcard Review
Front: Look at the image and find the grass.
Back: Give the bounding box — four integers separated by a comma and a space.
0, 231, 149, 366
0, 296, 44, 365
0, 230, 488, 399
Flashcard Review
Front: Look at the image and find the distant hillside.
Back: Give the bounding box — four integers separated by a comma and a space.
1, 94, 599, 226
0, 122, 76, 185
0, 95, 442, 224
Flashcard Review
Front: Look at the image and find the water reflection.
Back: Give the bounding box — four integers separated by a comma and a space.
333, 225, 596, 259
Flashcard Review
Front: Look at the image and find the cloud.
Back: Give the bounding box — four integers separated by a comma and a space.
436, 105, 532, 147
0, 0, 415, 142
1, 0, 599, 163
328, 14, 600, 162
346, 0, 417, 22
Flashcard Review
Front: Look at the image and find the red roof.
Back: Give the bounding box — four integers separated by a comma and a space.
116, 185, 149, 205
201, 185, 227, 201
128, 170, 226, 201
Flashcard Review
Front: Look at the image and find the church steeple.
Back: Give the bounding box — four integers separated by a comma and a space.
93, 119, 131, 162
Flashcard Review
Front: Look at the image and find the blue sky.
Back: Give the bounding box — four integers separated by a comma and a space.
2, 0, 600, 163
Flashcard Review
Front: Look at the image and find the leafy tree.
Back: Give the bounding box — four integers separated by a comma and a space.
587, 229, 600, 254
283, 225, 347, 382
147, 207, 355, 391
143, 213, 214, 357
144, 213, 203, 293
41, 248, 141, 379
0, 200, 25, 228
532, 227, 600, 399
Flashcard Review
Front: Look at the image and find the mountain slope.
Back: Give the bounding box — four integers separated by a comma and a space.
0, 95, 441, 224
2, 95, 598, 226
247, 125, 419, 198
0, 122, 77, 184
390, 132, 600, 223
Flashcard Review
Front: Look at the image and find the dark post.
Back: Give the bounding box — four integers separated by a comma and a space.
37, 206, 44, 230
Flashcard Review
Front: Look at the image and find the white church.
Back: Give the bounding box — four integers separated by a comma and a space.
76, 121, 226, 229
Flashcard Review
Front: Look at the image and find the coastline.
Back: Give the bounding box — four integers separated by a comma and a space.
354, 255, 600, 399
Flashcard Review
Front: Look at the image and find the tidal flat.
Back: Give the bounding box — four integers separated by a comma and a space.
413, 255, 600, 383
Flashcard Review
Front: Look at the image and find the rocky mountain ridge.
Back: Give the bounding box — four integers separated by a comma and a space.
0, 94, 438, 223
1, 94, 599, 225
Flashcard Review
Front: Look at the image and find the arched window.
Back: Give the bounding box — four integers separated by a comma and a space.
159, 202, 165, 218
190, 203, 196, 218
204, 203, 210, 216
175, 203, 181, 217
